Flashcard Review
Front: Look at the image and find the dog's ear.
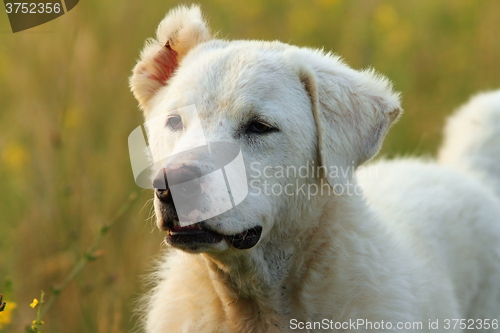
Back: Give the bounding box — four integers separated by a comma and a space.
298, 54, 401, 187
130, 5, 211, 113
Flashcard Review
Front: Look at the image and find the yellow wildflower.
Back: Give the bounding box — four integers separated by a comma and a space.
0, 301, 17, 329
30, 299, 39, 309
1, 141, 29, 170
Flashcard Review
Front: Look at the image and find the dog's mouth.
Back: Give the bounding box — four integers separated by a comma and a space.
165, 221, 263, 250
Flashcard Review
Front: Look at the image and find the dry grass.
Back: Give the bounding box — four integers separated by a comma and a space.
0, 0, 499, 331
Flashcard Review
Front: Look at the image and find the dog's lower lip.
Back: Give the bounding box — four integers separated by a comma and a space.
165, 221, 262, 249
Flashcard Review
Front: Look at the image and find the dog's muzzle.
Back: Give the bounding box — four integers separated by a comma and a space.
152, 164, 262, 250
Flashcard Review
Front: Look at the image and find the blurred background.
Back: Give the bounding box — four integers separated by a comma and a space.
0, 0, 498, 332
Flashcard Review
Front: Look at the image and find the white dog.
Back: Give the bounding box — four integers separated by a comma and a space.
130, 5, 500, 333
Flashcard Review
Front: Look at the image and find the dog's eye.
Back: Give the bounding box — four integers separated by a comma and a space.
247, 121, 275, 134
166, 116, 183, 130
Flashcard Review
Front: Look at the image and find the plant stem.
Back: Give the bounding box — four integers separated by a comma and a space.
39, 192, 138, 319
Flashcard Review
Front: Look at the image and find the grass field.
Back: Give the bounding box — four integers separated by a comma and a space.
0, 0, 499, 332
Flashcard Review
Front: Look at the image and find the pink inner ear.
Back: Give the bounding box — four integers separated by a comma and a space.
151, 43, 179, 84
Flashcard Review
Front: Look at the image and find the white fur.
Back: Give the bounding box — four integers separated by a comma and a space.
130, 6, 500, 333
439, 90, 500, 196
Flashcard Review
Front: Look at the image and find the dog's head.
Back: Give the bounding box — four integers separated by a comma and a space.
130, 5, 401, 254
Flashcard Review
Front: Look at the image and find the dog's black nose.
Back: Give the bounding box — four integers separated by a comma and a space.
153, 166, 202, 203
153, 169, 172, 203
153, 166, 204, 229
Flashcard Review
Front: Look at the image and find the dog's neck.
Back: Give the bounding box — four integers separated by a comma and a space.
202, 248, 292, 332
198, 192, 354, 332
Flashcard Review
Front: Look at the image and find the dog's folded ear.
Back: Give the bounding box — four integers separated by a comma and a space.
297, 53, 402, 188
130, 5, 211, 113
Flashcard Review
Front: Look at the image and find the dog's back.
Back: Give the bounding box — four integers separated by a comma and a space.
359, 91, 500, 330
439, 91, 500, 325
439, 90, 500, 197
